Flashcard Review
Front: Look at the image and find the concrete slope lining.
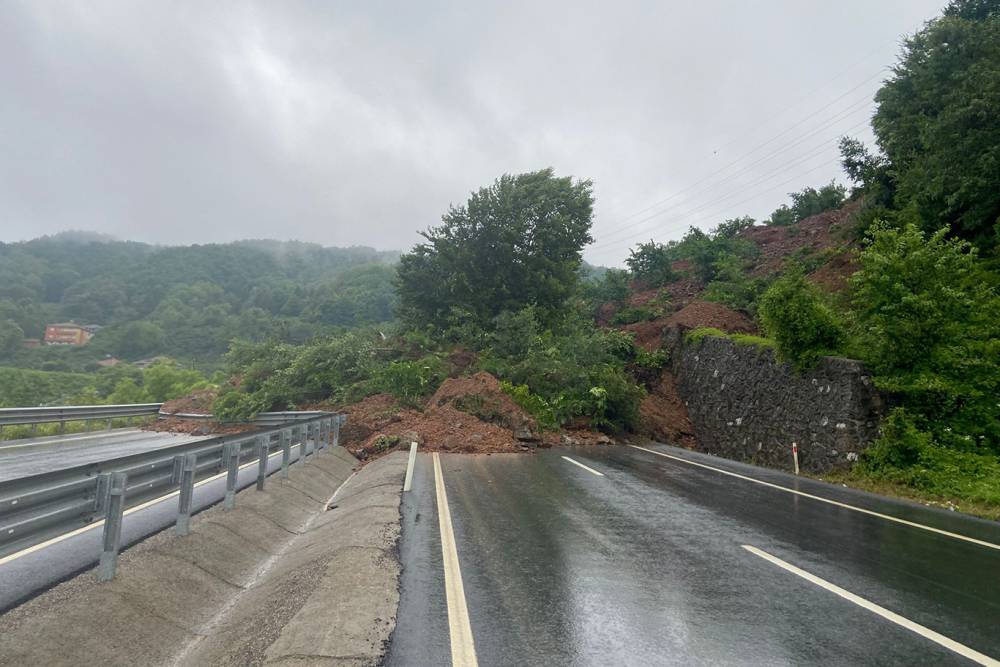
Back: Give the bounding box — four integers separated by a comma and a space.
0, 446, 409, 667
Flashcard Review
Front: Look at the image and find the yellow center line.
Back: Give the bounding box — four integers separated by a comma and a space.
629, 444, 1000, 551
432, 452, 479, 667
743, 545, 1000, 666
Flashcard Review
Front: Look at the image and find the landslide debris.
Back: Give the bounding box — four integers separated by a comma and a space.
336, 372, 613, 461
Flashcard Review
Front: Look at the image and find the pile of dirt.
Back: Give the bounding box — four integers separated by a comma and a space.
664, 300, 756, 333
430, 372, 538, 437
338, 372, 616, 461
143, 417, 256, 436
741, 203, 858, 277
637, 370, 696, 449
160, 389, 217, 416
623, 300, 756, 351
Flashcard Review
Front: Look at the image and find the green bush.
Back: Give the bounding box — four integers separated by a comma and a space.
860, 409, 1000, 505
366, 355, 447, 406
758, 270, 845, 368
610, 306, 658, 325
684, 327, 727, 344
851, 222, 1000, 452
626, 241, 675, 286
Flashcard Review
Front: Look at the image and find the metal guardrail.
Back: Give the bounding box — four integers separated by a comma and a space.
0, 404, 163, 428
0, 412, 347, 580
161, 410, 330, 426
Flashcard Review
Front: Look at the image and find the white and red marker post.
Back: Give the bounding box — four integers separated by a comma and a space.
792, 442, 800, 475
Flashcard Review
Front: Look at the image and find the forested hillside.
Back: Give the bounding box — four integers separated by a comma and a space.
0, 235, 399, 369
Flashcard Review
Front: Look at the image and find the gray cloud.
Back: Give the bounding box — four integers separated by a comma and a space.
1, 1, 944, 265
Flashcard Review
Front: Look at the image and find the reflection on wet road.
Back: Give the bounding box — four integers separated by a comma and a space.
385, 443, 1000, 666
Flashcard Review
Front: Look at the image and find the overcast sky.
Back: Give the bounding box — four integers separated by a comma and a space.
1, 1, 945, 265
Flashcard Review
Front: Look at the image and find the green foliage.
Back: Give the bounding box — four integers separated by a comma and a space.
758, 271, 845, 368
712, 216, 756, 239
859, 409, 1000, 505
0, 319, 24, 356
0, 366, 95, 407
365, 356, 448, 406
580, 268, 631, 309
702, 253, 770, 314
626, 241, 675, 286
851, 222, 1000, 452
766, 182, 847, 226
395, 168, 594, 329
0, 236, 398, 368
484, 309, 644, 430
871, 3, 1000, 247
728, 333, 776, 350
684, 327, 727, 344
610, 306, 658, 325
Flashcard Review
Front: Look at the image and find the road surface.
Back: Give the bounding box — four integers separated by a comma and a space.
385, 443, 1000, 666
0, 428, 205, 482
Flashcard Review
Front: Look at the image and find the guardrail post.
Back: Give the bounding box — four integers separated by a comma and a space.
176, 453, 197, 535
223, 443, 239, 510
97, 471, 127, 582
106, 417, 113, 430
317, 420, 326, 452
334, 416, 342, 448
256, 435, 268, 491
281, 429, 291, 479
298, 426, 308, 465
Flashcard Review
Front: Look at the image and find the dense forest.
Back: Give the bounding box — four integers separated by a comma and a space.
0, 235, 398, 370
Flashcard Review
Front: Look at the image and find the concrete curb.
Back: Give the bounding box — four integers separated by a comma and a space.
0, 447, 409, 667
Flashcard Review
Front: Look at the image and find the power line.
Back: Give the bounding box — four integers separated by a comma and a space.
593, 66, 887, 235
591, 103, 874, 249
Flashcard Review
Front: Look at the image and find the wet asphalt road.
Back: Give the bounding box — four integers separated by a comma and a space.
0, 429, 204, 481
385, 443, 1000, 666
0, 439, 318, 611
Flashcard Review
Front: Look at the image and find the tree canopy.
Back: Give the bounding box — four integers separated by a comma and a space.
396, 168, 594, 329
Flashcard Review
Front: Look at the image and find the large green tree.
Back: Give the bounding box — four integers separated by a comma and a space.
872, 0, 1000, 245
396, 168, 594, 328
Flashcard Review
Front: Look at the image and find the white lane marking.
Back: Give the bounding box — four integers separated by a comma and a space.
561, 455, 605, 477
432, 453, 478, 667
742, 545, 1000, 666
0, 450, 288, 566
0, 429, 143, 451
629, 445, 1000, 551
403, 442, 418, 492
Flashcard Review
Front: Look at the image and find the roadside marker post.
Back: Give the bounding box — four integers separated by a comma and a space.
176, 453, 197, 536
281, 429, 291, 478
223, 442, 239, 510
403, 442, 418, 492
792, 442, 800, 475
255, 435, 268, 491
96, 471, 127, 582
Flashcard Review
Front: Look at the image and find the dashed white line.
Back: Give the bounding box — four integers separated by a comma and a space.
742, 545, 1000, 666
432, 452, 478, 667
561, 456, 605, 477
629, 445, 1000, 551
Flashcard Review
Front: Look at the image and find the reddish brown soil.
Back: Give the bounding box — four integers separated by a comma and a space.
665, 300, 756, 333
622, 319, 668, 352
808, 248, 860, 293
638, 370, 696, 449
430, 372, 537, 433
144, 417, 256, 435
160, 389, 217, 415
741, 202, 858, 277
336, 373, 618, 462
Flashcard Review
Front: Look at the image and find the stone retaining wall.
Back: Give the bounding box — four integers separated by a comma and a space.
671, 334, 885, 473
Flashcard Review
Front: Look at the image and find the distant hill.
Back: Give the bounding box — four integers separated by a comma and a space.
0, 236, 402, 369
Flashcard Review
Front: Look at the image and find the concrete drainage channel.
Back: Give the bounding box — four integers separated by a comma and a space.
0, 446, 409, 666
